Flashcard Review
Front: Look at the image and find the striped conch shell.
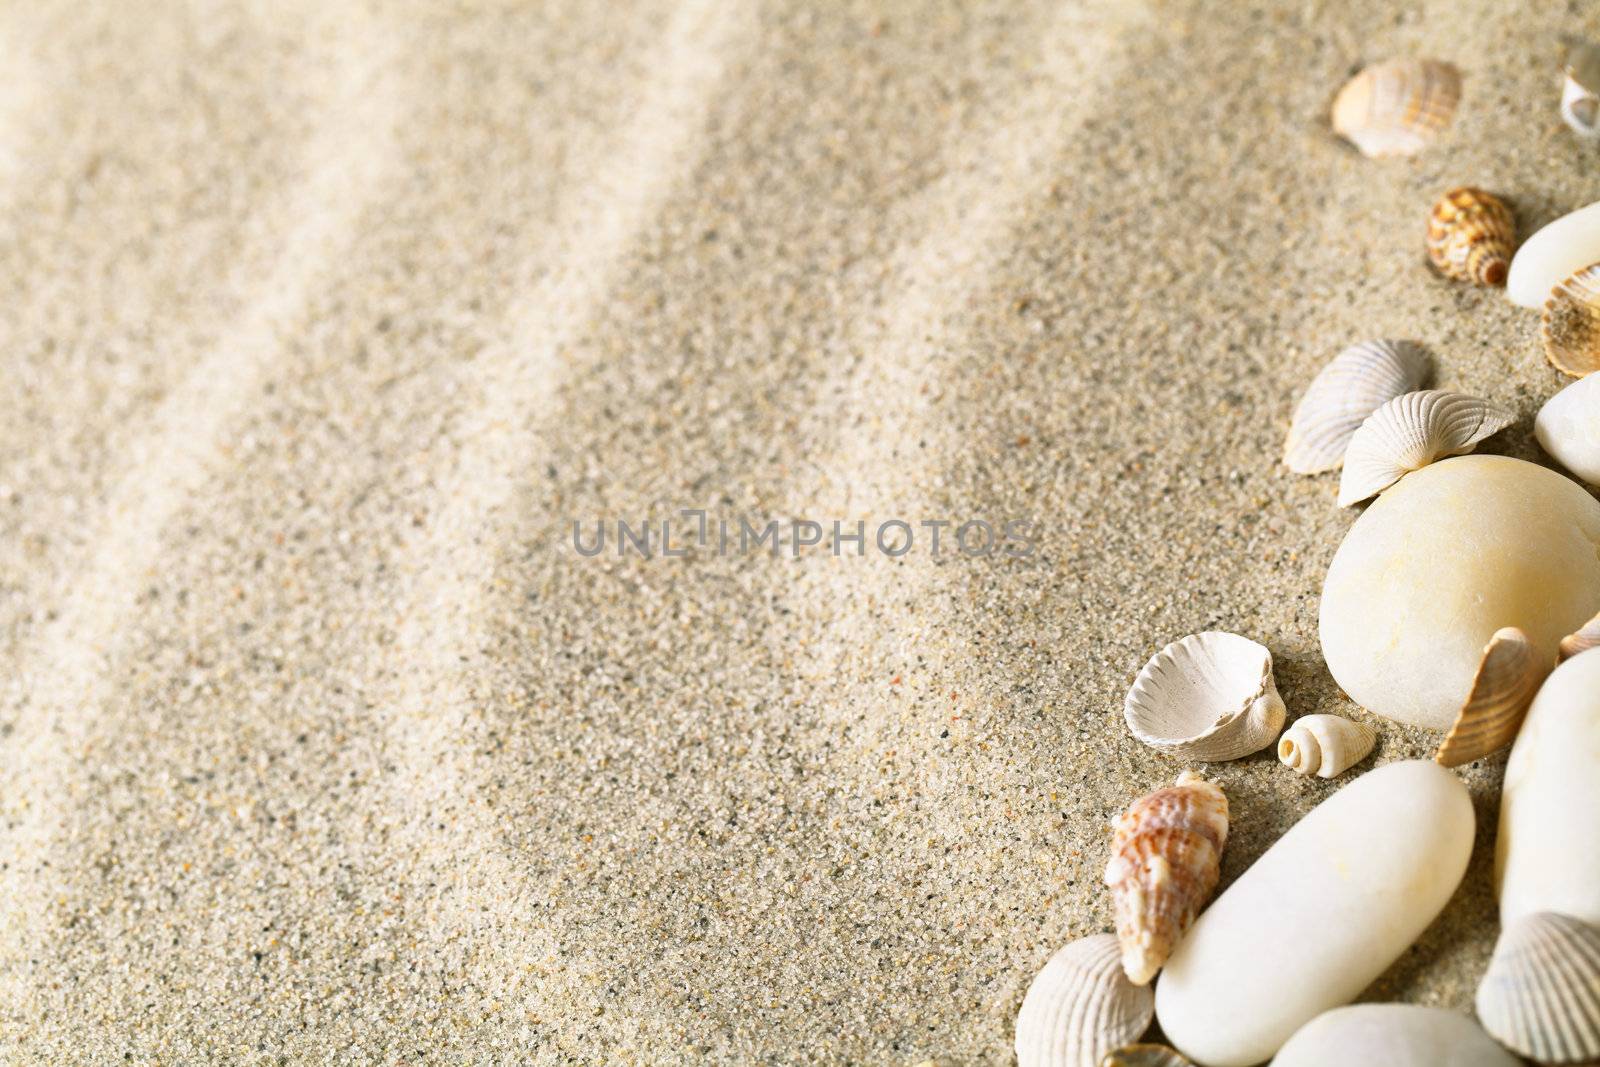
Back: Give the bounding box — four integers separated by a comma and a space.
1427, 188, 1515, 287
1562, 36, 1600, 138
1104, 771, 1229, 986
1331, 58, 1461, 158
1277, 714, 1375, 779
1435, 627, 1550, 768
1559, 610, 1600, 662
1284, 340, 1429, 474
1099, 1045, 1195, 1067
1337, 390, 1515, 507
1016, 934, 1155, 1067
1543, 263, 1600, 377
1475, 911, 1600, 1063
1124, 632, 1286, 762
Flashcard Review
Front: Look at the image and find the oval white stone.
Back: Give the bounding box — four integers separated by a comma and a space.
1153, 761, 1473, 1067
1274, 1005, 1520, 1067
1319, 455, 1600, 729
1507, 199, 1600, 308
1496, 648, 1600, 927
1536, 373, 1600, 485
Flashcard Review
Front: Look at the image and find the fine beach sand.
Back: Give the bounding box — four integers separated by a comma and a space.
3, 1, 1597, 1062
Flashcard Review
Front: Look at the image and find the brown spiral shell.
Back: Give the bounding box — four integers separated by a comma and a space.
1427, 188, 1515, 287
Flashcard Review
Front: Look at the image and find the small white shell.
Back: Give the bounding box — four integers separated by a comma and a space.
1475, 911, 1600, 1064
1276, 714, 1375, 778
1016, 934, 1155, 1067
1337, 390, 1515, 507
1563, 37, 1600, 138
1331, 58, 1461, 158
1124, 632, 1286, 761
1284, 340, 1430, 474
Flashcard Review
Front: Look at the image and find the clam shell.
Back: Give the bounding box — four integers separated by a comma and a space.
1123, 632, 1286, 761
1277, 714, 1375, 778
1475, 911, 1600, 1063
1016, 934, 1155, 1067
1542, 263, 1600, 377
1427, 188, 1515, 287
1284, 340, 1430, 474
1435, 627, 1549, 768
1337, 390, 1515, 507
1104, 771, 1229, 985
1331, 58, 1461, 158
1099, 1045, 1195, 1067
1559, 610, 1600, 662
1563, 37, 1600, 137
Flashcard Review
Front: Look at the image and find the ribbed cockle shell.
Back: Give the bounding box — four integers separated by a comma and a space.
1331, 59, 1461, 158
1277, 714, 1375, 778
1104, 771, 1228, 986
1543, 263, 1600, 377
1435, 627, 1549, 768
1475, 911, 1600, 1063
1016, 934, 1155, 1067
1123, 632, 1286, 762
1337, 390, 1515, 507
1284, 340, 1429, 474
1427, 188, 1515, 287
1560, 610, 1600, 662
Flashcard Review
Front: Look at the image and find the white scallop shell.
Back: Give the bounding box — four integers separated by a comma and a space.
1124, 632, 1285, 761
1284, 340, 1430, 474
1475, 911, 1600, 1064
1331, 59, 1461, 158
1337, 391, 1515, 507
1276, 714, 1375, 779
1016, 934, 1155, 1067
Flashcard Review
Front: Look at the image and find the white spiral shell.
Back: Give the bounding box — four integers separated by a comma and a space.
1276, 715, 1375, 779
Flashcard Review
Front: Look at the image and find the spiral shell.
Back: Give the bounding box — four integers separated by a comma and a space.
1277, 714, 1375, 779
1104, 771, 1228, 986
1427, 188, 1515, 287
1435, 627, 1549, 768
1099, 1046, 1195, 1067
1124, 632, 1286, 762
1542, 263, 1600, 377
1559, 610, 1600, 662
1475, 911, 1600, 1063
1337, 390, 1515, 507
1284, 340, 1430, 474
1016, 934, 1155, 1067
1331, 58, 1461, 158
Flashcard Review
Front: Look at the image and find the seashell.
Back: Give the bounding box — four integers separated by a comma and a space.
1099, 1045, 1195, 1067
1283, 340, 1430, 474
1508, 200, 1600, 309
1427, 188, 1515, 287
1562, 37, 1600, 138
1337, 390, 1515, 507
1276, 714, 1375, 778
1274, 1005, 1520, 1067
1015, 934, 1155, 1067
1123, 632, 1286, 762
1559, 610, 1600, 662
1331, 58, 1461, 158
1542, 263, 1600, 377
1434, 627, 1549, 768
1155, 761, 1474, 1066
1103, 771, 1228, 985
1475, 911, 1600, 1064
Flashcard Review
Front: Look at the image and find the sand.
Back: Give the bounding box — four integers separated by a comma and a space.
1, 0, 1596, 1062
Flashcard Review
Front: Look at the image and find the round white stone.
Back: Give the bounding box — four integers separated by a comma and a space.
1274, 1005, 1519, 1067
1536, 373, 1600, 485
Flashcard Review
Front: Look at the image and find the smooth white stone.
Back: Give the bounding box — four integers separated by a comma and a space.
1536, 373, 1600, 485
1507, 199, 1600, 308
1496, 648, 1600, 927
1272, 1005, 1520, 1067
1319, 455, 1600, 729
1155, 761, 1473, 1067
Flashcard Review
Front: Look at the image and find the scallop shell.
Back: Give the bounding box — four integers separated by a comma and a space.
1016, 934, 1155, 1067
1104, 771, 1228, 986
1331, 58, 1461, 158
1475, 911, 1600, 1063
1435, 627, 1549, 768
1337, 390, 1515, 507
1099, 1045, 1195, 1067
1559, 610, 1600, 662
1427, 188, 1515, 287
1563, 37, 1600, 137
1276, 714, 1375, 778
1124, 632, 1286, 761
1542, 263, 1600, 377
1284, 340, 1430, 474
